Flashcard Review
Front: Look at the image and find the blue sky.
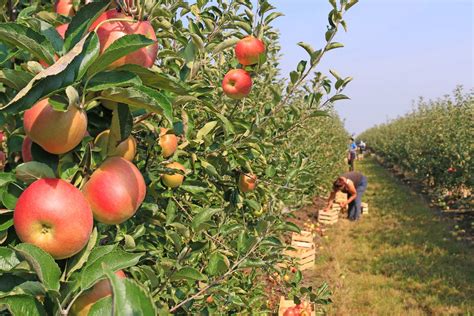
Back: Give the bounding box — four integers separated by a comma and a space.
272, 0, 473, 135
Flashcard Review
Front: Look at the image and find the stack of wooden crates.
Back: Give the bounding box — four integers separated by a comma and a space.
318, 192, 347, 225
283, 231, 316, 271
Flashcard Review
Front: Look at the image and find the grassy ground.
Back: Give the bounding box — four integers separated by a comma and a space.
304, 158, 474, 315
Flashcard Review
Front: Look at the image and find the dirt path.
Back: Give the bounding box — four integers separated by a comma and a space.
303, 158, 474, 315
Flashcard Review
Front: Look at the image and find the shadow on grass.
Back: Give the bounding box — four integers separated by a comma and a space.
359, 158, 474, 311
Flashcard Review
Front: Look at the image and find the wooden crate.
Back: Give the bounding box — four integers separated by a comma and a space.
291, 230, 313, 248
282, 231, 316, 271
361, 202, 369, 215
335, 192, 347, 203
318, 209, 338, 225
278, 296, 316, 316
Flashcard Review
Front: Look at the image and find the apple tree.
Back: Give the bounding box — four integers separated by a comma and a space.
0, 0, 357, 314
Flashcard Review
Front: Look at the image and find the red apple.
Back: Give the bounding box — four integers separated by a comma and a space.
23, 99, 87, 155
94, 130, 137, 161
13, 178, 93, 259
55, 23, 69, 38
238, 173, 257, 193
21, 136, 33, 162
82, 157, 146, 225
222, 69, 252, 99
71, 270, 126, 316
0, 130, 5, 143
159, 128, 178, 158
235, 36, 265, 66
162, 162, 186, 188
90, 10, 158, 69
55, 0, 75, 16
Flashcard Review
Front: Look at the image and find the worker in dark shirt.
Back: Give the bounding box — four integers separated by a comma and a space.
323, 171, 368, 221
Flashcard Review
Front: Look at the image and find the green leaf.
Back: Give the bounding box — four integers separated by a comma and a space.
0, 23, 55, 65
88, 296, 113, 316
0, 247, 20, 272
0, 69, 33, 90
196, 121, 218, 141
290, 71, 299, 85
66, 227, 98, 278
309, 110, 330, 118
0, 173, 16, 187
329, 69, 341, 80
191, 208, 220, 232
116, 64, 188, 94
87, 71, 142, 91
1, 184, 22, 210
15, 162, 55, 184
297, 42, 314, 57
210, 37, 239, 54
0, 218, 13, 231
171, 266, 207, 281
87, 34, 156, 76
165, 199, 177, 225
14, 243, 61, 292
63, 0, 109, 51
104, 266, 157, 316
326, 42, 344, 51
0, 295, 46, 316
100, 85, 173, 125
265, 12, 284, 24
206, 252, 229, 276
239, 258, 266, 268
109, 105, 133, 148
80, 250, 142, 290
329, 94, 350, 102
1, 33, 100, 113
219, 223, 244, 236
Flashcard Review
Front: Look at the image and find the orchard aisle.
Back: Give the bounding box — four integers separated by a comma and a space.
304, 158, 474, 315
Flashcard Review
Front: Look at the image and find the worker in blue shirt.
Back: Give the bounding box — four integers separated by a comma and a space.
347, 137, 357, 171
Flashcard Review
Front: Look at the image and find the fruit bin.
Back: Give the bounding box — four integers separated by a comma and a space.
278, 296, 316, 316
318, 208, 338, 225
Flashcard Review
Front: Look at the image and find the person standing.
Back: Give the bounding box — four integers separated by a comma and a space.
323, 171, 368, 221
347, 137, 357, 171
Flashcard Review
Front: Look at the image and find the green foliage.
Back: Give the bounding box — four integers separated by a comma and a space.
359, 87, 473, 203
0, 0, 356, 314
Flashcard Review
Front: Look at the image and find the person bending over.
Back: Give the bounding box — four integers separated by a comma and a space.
324, 171, 368, 221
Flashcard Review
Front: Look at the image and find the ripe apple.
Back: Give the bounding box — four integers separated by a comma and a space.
13, 178, 93, 259
159, 128, 178, 158
55, 0, 74, 16
90, 10, 158, 69
94, 130, 137, 161
0, 130, 5, 143
235, 36, 266, 66
21, 136, 33, 162
162, 162, 186, 188
82, 157, 146, 225
71, 270, 126, 316
238, 173, 257, 193
222, 69, 252, 99
23, 99, 87, 154
206, 296, 214, 304
55, 23, 69, 38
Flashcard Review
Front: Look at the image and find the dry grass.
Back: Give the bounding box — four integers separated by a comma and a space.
303, 158, 474, 315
